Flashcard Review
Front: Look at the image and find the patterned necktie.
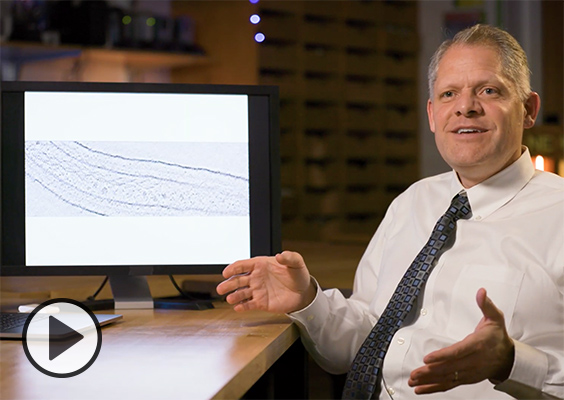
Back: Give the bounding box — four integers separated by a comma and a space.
342, 191, 472, 400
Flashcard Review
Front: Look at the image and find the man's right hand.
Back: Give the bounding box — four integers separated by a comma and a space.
216, 251, 316, 314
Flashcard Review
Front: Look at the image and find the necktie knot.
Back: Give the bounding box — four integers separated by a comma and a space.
446, 191, 472, 222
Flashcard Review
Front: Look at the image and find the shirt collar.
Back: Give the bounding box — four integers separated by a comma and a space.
448, 147, 535, 221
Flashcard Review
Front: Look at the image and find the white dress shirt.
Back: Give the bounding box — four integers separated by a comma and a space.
289, 148, 564, 399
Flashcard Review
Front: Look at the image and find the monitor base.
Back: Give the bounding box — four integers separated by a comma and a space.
154, 296, 214, 310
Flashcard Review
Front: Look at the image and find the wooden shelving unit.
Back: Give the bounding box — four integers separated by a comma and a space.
0, 41, 208, 82
258, 0, 419, 242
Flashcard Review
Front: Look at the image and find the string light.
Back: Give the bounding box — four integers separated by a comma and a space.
254, 32, 265, 43
250, 14, 261, 24
249, 0, 262, 43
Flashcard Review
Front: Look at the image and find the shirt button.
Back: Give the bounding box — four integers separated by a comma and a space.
306, 315, 315, 321
387, 387, 395, 395
475, 215, 482, 221
420, 308, 428, 316
397, 337, 405, 345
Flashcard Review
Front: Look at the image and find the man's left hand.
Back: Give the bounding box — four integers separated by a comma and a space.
407, 288, 515, 394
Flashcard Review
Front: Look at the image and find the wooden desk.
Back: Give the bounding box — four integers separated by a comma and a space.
0, 304, 305, 400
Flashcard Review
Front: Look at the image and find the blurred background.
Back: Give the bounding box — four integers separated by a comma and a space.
1, 0, 562, 245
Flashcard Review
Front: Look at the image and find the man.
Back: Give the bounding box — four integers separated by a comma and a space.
217, 24, 564, 399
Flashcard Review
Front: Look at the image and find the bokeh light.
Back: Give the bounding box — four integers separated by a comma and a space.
254, 32, 265, 43
250, 14, 261, 24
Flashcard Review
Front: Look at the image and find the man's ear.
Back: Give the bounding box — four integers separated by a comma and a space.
523, 92, 541, 129
427, 99, 436, 133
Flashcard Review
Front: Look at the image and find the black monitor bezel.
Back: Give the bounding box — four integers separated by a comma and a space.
0, 81, 280, 277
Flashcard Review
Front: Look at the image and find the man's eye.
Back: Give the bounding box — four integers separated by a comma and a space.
484, 88, 497, 95
442, 91, 453, 98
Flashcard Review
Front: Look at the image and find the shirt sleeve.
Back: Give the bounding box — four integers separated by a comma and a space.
495, 339, 564, 399
287, 202, 398, 374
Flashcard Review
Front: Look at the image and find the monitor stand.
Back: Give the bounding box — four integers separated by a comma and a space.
84, 276, 214, 311
110, 276, 154, 309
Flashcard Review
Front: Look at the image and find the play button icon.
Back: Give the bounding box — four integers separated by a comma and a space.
22, 299, 102, 378
49, 316, 84, 361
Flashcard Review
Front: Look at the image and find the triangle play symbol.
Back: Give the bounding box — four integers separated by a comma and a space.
49, 316, 84, 361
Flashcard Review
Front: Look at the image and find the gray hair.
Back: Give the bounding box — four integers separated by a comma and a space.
428, 24, 531, 101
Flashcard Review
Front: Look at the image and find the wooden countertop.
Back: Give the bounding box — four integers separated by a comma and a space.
0, 304, 299, 400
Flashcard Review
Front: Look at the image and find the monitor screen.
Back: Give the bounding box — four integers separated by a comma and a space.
1, 81, 280, 307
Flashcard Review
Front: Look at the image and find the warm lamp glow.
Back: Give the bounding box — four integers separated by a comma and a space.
532, 155, 556, 173
535, 155, 545, 171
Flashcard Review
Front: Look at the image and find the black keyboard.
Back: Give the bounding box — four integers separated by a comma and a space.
0, 312, 46, 332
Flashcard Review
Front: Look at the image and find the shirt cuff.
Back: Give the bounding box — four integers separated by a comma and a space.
494, 339, 548, 398
288, 276, 320, 314
287, 277, 331, 334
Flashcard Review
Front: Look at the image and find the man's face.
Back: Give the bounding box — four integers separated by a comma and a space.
427, 44, 537, 188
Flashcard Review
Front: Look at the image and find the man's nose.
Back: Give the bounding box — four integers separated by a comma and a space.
455, 92, 483, 117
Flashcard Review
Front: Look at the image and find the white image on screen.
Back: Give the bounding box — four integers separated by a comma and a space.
23, 92, 252, 266
25, 141, 249, 217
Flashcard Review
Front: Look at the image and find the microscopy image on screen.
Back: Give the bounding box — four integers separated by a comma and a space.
25, 140, 249, 218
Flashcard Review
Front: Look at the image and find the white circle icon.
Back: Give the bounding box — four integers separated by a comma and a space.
22, 299, 102, 378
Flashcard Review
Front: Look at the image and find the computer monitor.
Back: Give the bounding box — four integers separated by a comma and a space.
1, 81, 280, 309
